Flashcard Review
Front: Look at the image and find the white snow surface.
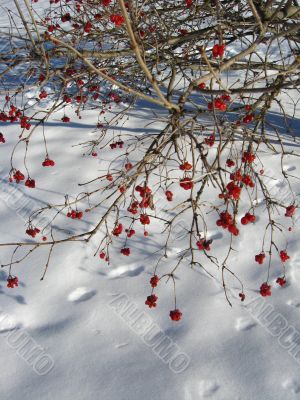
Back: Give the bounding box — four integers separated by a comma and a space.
0, 1, 300, 400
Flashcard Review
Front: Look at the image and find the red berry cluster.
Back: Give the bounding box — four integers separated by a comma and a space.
242, 174, 254, 187
180, 177, 194, 190
285, 205, 296, 217
239, 292, 246, 301
243, 114, 254, 124
276, 277, 286, 287
20, 116, 31, 130
180, 161, 192, 171
99, 252, 109, 262
128, 200, 139, 214
7, 276, 18, 288
242, 151, 256, 163
121, 247, 130, 256
212, 43, 225, 58
0, 133, 5, 143
140, 214, 150, 225
25, 178, 36, 188
110, 14, 125, 26
0, 104, 22, 125
125, 162, 133, 171
84, 21, 93, 33
280, 250, 289, 262
39, 90, 48, 99
61, 13, 71, 23
145, 294, 158, 308
260, 282, 271, 297
135, 184, 152, 208
67, 210, 83, 219
169, 309, 182, 321
226, 159, 235, 168
204, 134, 215, 147
208, 98, 227, 111
26, 227, 40, 238
241, 212, 256, 225
196, 239, 211, 251
255, 253, 265, 264
225, 181, 241, 200
150, 275, 159, 288
126, 228, 135, 238
42, 158, 55, 166
110, 140, 124, 149
165, 190, 173, 201
11, 170, 25, 183
216, 211, 239, 236
112, 223, 123, 237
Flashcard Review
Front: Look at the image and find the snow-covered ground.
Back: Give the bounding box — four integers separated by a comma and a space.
1, 1, 300, 400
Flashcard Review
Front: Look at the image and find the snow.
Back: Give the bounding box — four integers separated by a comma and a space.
0, 1, 300, 400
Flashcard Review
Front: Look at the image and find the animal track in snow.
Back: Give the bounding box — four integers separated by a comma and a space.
67, 287, 96, 303
235, 317, 256, 331
105, 263, 145, 279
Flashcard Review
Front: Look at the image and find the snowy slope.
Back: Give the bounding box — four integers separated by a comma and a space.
0, 2, 300, 400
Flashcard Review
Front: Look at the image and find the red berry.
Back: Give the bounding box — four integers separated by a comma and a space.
7, 275, 18, 289
169, 309, 182, 321
25, 178, 36, 188
84, 21, 93, 33
179, 161, 192, 171
276, 277, 286, 287
255, 253, 265, 264
179, 177, 194, 190
226, 159, 235, 168
165, 190, 173, 201
280, 250, 290, 263
145, 294, 158, 308
150, 275, 159, 288
239, 293, 245, 301
285, 205, 296, 217
121, 248, 130, 256
260, 282, 271, 297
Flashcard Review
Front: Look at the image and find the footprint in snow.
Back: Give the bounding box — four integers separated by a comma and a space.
235, 317, 256, 331
286, 299, 300, 308
105, 263, 145, 279
290, 256, 300, 289
207, 230, 223, 241
283, 165, 296, 172
67, 287, 96, 303
184, 380, 219, 399
115, 343, 129, 349
0, 313, 22, 334
282, 379, 300, 393
274, 179, 287, 189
